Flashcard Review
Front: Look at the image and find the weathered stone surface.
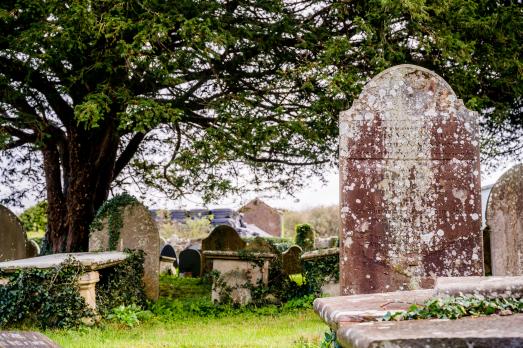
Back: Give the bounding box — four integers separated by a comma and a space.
25, 240, 40, 258
336, 314, 523, 348
282, 245, 303, 275
340, 65, 483, 295
486, 164, 523, 276
202, 225, 246, 252
240, 198, 282, 237
0, 205, 27, 262
435, 276, 523, 298
89, 203, 160, 300
0, 331, 61, 348
0, 251, 128, 272
313, 289, 434, 329
203, 250, 275, 305
301, 247, 339, 261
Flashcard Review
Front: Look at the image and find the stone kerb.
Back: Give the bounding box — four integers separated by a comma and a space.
339, 64, 483, 295
89, 201, 160, 300
486, 163, 523, 276
0, 205, 27, 262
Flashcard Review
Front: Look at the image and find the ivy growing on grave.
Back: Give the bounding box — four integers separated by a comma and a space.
0, 258, 94, 329
302, 253, 339, 295
90, 193, 139, 250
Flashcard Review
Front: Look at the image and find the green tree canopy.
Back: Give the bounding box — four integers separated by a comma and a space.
0, 0, 521, 251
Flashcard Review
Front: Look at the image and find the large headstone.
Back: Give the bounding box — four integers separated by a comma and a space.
202, 225, 246, 252
0, 205, 27, 262
89, 202, 160, 300
486, 164, 523, 276
340, 65, 483, 295
281, 245, 303, 275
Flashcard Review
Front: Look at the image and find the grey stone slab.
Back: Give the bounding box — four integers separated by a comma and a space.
435, 276, 523, 298
337, 314, 523, 348
313, 289, 434, 329
0, 331, 61, 348
0, 251, 128, 272
301, 247, 339, 261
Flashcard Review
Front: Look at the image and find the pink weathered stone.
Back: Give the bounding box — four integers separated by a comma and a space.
339, 65, 483, 295
486, 164, 523, 276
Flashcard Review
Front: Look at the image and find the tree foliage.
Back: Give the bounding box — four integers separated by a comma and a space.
0, 0, 521, 250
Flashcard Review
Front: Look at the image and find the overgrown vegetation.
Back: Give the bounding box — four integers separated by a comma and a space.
0, 258, 94, 329
90, 193, 139, 250
383, 295, 523, 321
96, 250, 147, 316
295, 224, 315, 251
302, 254, 340, 295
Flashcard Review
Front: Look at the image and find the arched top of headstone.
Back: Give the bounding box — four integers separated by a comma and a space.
161, 244, 177, 259
0, 204, 27, 261
340, 64, 479, 161
487, 163, 523, 217
202, 225, 246, 252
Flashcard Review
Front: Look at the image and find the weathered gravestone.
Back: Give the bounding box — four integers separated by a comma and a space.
340, 65, 483, 295
25, 240, 40, 258
0, 205, 27, 262
202, 225, 246, 252
282, 245, 303, 275
486, 164, 523, 276
178, 247, 202, 277
160, 244, 177, 274
89, 200, 160, 300
0, 331, 61, 348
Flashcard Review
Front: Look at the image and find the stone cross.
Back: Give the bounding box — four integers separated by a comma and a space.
486, 164, 523, 276
339, 64, 483, 295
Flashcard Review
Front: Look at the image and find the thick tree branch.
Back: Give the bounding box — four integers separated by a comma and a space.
113, 132, 147, 179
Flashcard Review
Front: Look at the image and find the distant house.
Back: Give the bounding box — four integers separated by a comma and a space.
240, 198, 282, 237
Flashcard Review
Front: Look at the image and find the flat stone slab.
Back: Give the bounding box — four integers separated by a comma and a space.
301, 247, 339, 261
435, 276, 523, 298
314, 289, 434, 329
0, 251, 128, 272
337, 314, 523, 348
0, 331, 61, 347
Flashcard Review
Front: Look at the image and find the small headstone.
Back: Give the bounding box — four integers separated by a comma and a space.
339, 65, 483, 295
282, 245, 303, 275
178, 247, 202, 277
89, 200, 160, 300
0, 205, 27, 262
25, 240, 40, 258
486, 164, 523, 275
202, 225, 246, 252
0, 331, 61, 348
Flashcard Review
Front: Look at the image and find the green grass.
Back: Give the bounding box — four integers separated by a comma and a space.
43, 276, 327, 348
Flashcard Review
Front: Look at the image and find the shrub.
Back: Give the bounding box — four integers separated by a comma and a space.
295, 224, 314, 251
19, 201, 48, 237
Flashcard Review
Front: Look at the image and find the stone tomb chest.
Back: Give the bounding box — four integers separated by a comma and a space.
339, 65, 483, 295
0, 251, 128, 311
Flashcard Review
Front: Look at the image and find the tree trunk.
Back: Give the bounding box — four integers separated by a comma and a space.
44, 122, 120, 252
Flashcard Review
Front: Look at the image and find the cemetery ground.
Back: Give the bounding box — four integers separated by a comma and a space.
43, 276, 327, 348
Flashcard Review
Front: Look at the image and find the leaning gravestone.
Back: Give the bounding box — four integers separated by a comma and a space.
486, 164, 523, 276
340, 65, 483, 295
0, 205, 27, 262
89, 199, 160, 300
